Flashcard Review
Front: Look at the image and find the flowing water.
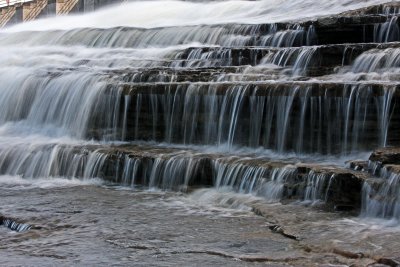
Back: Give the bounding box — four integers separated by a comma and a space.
1, 0, 400, 265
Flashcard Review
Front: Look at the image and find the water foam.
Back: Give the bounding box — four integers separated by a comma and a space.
0, 174, 103, 189
3, 0, 392, 32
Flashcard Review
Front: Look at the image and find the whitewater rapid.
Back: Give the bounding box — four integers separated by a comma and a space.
3, 0, 393, 32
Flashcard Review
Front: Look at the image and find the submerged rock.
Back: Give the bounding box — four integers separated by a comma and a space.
0, 215, 31, 232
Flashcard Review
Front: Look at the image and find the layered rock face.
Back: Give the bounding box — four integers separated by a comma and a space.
0, 1, 400, 218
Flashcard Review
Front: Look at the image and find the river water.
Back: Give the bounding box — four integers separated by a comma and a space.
1, 0, 400, 265
1, 179, 400, 266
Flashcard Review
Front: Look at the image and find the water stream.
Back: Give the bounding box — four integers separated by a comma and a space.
0, 0, 400, 264
0, 0, 398, 202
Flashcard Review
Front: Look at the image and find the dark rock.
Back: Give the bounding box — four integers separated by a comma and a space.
377, 257, 400, 267
334, 204, 357, 212
347, 160, 368, 172
369, 147, 400, 166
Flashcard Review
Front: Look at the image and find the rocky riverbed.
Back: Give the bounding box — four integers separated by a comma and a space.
0, 178, 399, 266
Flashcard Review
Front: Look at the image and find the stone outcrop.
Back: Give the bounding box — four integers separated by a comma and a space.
369, 147, 400, 166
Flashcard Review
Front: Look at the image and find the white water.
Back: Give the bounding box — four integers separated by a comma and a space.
3, 0, 392, 32
362, 167, 400, 220
186, 187, 274, 214
0, 174, 103, 190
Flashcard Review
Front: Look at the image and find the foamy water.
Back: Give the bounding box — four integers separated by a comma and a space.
0, 174, 103, 189
3, 0, 392, 32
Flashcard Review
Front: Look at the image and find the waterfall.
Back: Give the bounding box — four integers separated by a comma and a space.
374, 16, 400, 43
362, 168, 400, 220
0, 0, 399, 222
4, 0, 391, 32
213, 159, 298, 200
303, 171, 335, 204
119, 82, 396, 153
350, 48, 400, 73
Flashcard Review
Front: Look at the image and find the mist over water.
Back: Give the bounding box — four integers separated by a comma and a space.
3, 0, 393, 31
0, 174, 103, 189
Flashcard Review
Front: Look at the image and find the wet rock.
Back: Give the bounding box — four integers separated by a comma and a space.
324, 171, 365, 211
114, 81, 400, 153
376, 257, 400, 267
268, 225, 301, 241
332, 248, 364, 259
347, 160, 368, 172
0, 215, 32, 232
367, 147, 400, 176
370, 147, 400, 166
339, 2, 400, 16
334, 205, 357, 212
0, 139, 375, 211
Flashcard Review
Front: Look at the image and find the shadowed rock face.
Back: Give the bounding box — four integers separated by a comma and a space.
111, 81, 400, 154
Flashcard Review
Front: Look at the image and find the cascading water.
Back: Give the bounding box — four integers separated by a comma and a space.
302, 170, 339, 205
362, 167, 400, 219
2, 1, 400, 265
4, 0, 392, 32
213, 159, 298, 201
0, 0, 399, 224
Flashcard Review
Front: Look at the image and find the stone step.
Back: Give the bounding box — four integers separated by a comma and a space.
339, 2, 400, 16
369, 147, 400, 165
367, 147, 400, 174
3, 12, 398, 47
83, 80, 400, 153
119, 81, 400, 96
348, 160, 368, 172
347, 146, 400, 220
14, 64, 400, 152
361, 168, 400, 220
0, 142, 367, 210
167, 42, 400, 70
44, 42, 400, 80
309, 14, 398, 44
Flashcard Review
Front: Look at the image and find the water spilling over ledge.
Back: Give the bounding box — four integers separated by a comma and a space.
1, 0, 400, 265
0, 0, 399, 205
